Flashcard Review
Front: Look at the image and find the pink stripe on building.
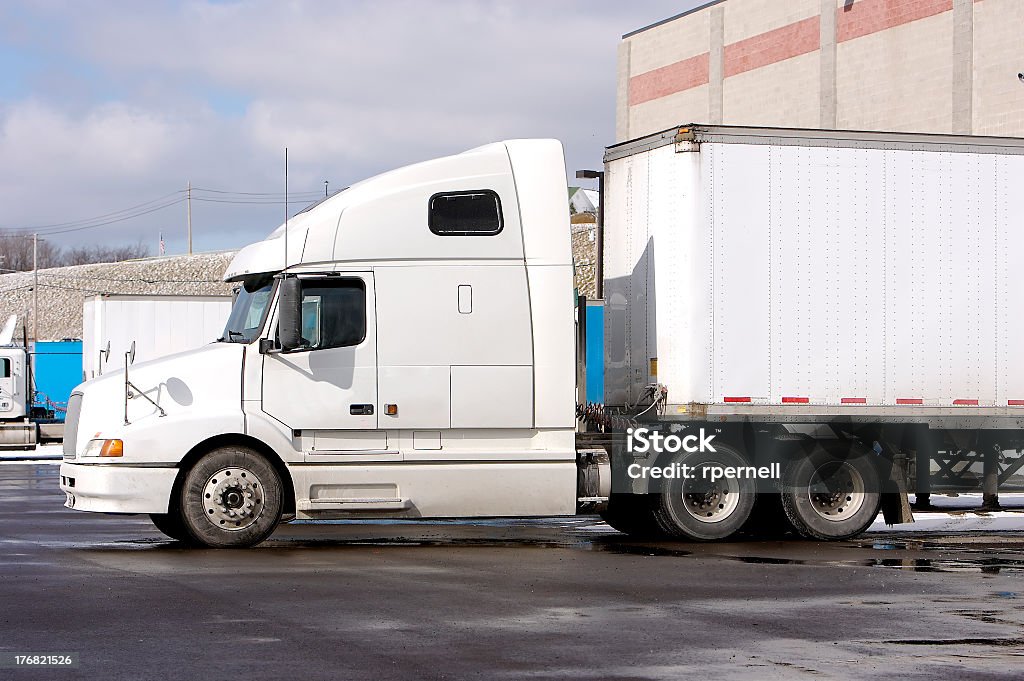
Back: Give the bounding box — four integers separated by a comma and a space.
837, 0, 953, 43
627, 0, 959, 107
724, 16, 820, 78
629, 52, 710, 106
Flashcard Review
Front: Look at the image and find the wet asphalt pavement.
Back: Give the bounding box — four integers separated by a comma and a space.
2, 462, 1023, 680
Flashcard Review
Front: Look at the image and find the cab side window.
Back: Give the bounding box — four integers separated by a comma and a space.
300, 279, 366, 350
429, 190, 503, 236
0, 358, 9, 378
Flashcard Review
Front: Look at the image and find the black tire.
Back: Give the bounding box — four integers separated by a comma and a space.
599, 493, 664, 539
651, 443, 756, 541
179, 446, 283, 548
780, 446, 882, 541
149, 511, 192, 543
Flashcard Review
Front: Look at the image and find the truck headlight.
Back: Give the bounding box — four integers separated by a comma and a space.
84, 439, 124, 458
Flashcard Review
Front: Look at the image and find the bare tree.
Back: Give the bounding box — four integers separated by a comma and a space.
0, 231, 149, 271
61, 241, 150, 266
0, 233, 62, 271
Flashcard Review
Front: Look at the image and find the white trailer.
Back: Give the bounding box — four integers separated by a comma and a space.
604, 125, 1024, 418
598, 124, 1024, 537
82, 295, 232, 379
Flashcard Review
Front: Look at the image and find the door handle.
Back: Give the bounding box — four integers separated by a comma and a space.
350, 404, 374, 416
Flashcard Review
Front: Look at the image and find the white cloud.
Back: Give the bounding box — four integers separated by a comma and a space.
1, 100, 177, 178
0, 0, 699, 253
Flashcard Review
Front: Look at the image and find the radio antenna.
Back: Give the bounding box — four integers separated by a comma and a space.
284, 147, 289, 271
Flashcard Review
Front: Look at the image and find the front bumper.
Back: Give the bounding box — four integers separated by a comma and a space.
60, 463, 178, 514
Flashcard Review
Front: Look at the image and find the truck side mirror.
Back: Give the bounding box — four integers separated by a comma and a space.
278, 277, 303, 352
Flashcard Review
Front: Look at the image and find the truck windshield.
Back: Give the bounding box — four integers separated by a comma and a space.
220, 274, 275, 343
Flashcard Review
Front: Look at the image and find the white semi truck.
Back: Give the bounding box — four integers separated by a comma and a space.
0, 330, 34, 449
59, 127, 1024, 547
0, 317, 64, 449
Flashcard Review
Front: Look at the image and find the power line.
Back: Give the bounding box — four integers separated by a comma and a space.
0, 183, 335, 238
191, 197, 321, 205
37, 281, 119, 296
0, 197, 186, 236
0, 190, 186, 233
192, 186, 323, 198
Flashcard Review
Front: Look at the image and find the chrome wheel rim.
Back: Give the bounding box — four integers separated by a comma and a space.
202, 467, 264, 531
807, 461, 866, 522
681, 461, 740, 523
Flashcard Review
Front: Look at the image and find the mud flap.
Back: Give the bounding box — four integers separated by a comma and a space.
880, 451, 915, 526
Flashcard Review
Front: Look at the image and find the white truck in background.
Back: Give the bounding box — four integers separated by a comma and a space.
0, 316, 65, 449
0, 317, 34, 448
83, 295, 232, 379
58, 126, 1024, 548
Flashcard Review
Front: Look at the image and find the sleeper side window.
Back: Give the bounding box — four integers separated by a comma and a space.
0, 358, 9, 378
429, 190, 503, 236
297, 279, 366, 351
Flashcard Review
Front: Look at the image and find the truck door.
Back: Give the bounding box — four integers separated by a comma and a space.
0, 354, 15, 415
261, 273, 379, 438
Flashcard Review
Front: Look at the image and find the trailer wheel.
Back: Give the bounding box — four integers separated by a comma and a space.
651, 444, 756, 541
599, 494, 663, 538
149, 511, 192, 543
780, 446, 881, 541
179, 446, 283, 548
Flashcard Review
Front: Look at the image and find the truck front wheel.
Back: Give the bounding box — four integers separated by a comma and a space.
179, 446, 283, 548
651, 444, 756, 541
780, 446, 881, 541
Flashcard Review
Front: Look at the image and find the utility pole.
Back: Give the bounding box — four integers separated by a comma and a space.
187, 181, 193, 255
32, 233, 38, 343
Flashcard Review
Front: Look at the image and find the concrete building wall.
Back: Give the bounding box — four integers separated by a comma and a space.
723, 0, 820, 44
724, 51, 820, 128
835, 10, 954, 133
972, 0, 1024, 135
618, 0, 1024, 141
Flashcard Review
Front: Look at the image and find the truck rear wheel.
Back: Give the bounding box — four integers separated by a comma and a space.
179, 446, 283, 548
149, 511, 191, 543
780, 446, 881, 541
651, 444, 756, 541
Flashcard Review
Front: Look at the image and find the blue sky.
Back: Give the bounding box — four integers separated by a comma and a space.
0, 1, 700, 255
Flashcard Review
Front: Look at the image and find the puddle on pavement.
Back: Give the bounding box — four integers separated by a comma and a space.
884, 637, 1024, 647
55, 517, 1024, 575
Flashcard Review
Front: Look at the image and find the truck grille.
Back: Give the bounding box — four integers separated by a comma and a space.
63, 392, 83, 459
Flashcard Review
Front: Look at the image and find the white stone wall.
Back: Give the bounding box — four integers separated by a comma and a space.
836, 12, 954, 133
724, 52, 821, 128
617, 0, 1024, 141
